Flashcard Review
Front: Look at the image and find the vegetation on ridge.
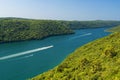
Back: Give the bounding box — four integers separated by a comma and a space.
0, 18, 120, 43
0, 18, 73, 43
31, 25, 120, 80
68, 20, 120, 29
107, 25, 120, 32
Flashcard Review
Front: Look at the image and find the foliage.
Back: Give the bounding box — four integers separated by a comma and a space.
107, 25, 120, 32
0, 18, 74, 43
31, 26, 120, 80
1, 18, 120, 43
68, 20, 120, 29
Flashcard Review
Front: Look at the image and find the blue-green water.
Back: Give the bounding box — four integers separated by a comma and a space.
0, 28, 110, 80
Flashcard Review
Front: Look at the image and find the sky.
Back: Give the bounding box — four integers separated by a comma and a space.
0, 0, 120, 20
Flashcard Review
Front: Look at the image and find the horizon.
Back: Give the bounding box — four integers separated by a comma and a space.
0, 0, 120, 20
0, 17, 120, 21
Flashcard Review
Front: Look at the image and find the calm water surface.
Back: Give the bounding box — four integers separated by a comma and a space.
0, 28, 110, 80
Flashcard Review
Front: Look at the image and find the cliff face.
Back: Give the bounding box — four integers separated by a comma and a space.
31, 28, 120, 80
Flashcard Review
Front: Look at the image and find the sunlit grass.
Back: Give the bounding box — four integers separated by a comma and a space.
31, 25, 120, 80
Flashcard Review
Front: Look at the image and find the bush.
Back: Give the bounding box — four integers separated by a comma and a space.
103, 45, 117, 58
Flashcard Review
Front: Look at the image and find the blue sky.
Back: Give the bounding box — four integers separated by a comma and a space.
0, 0, 120, 20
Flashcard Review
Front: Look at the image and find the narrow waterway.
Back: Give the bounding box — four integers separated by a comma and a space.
0, 27, 110, 80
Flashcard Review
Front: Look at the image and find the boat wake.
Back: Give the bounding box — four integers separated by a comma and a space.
70, 33, 92, 40
0, 45, 53, 61
19, 54, 34, 59
8, 54, 34, 61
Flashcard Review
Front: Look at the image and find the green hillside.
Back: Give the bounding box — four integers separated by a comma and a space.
68, 20, 120, 29
0, 18, 120, 43
31, 26, 120, 80
107, 25, 120, 32
0, 18, 73, 43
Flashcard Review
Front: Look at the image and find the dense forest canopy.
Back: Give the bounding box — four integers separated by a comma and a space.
31, 25, 120, 80
0, 18, 73, 43
0, 18, 120, 43
68, 20, 120, 29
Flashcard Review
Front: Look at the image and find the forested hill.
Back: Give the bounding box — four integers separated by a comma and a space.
68, 20, 120, 29
0, 18, 120, 43
31, 26, 120, 80
0, 18, 73, 43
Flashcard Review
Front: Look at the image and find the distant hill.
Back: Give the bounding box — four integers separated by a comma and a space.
0, 17, 120, 43
107, 25, 120, 32
0, 18, 74, 43
67, 20, 120, 29
31, 25, 120, 80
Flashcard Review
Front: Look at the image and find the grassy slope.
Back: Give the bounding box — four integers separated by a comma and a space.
107, 25, 120, 32
31, 26, 120, 80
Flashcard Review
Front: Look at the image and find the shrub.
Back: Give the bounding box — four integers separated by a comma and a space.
103, 45, 117, 58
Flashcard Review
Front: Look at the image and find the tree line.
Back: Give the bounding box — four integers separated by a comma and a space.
0, 18, 120, 43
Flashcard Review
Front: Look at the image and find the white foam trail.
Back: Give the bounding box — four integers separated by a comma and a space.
81, 33, 92, 36
0, 45, 53, 60
8, 54, 34, 61
21, 54, 34, 59
70, 33, 92, 40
